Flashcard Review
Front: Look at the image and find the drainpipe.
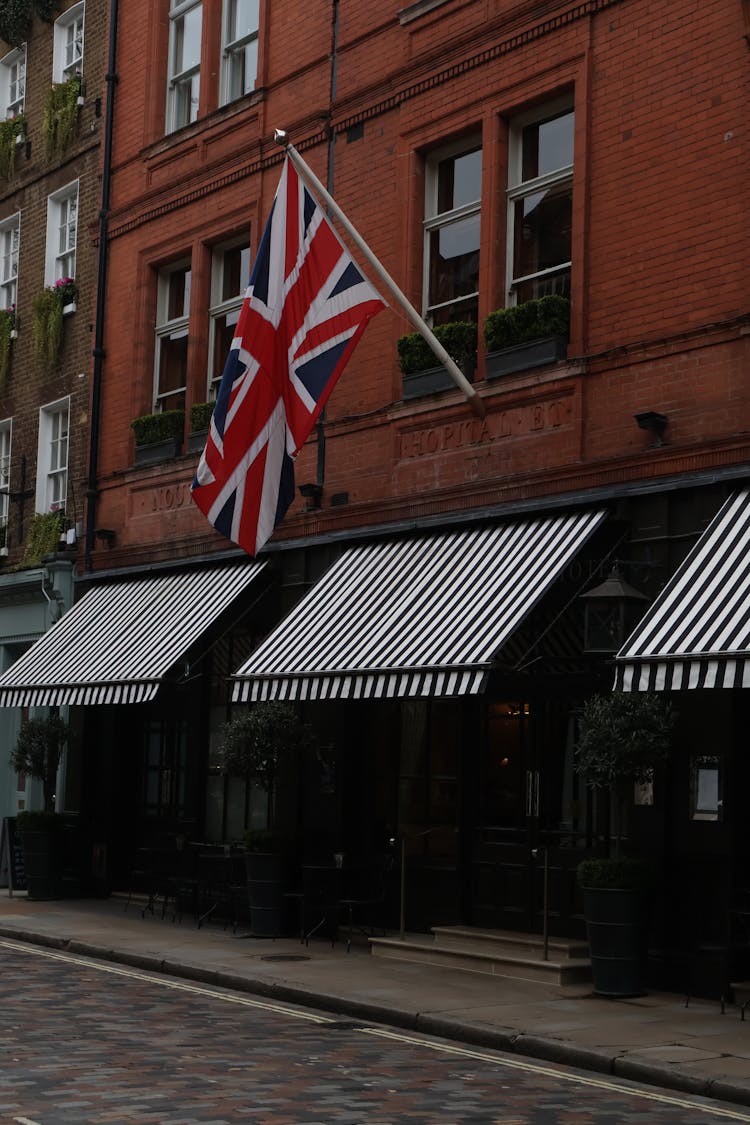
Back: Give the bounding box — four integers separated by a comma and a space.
314, 0, 340, 492
84, 0, 119, 570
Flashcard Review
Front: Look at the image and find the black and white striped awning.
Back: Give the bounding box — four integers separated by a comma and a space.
615, 490, 750, 691
232, 509, 606, 702
0, 562, 266, 708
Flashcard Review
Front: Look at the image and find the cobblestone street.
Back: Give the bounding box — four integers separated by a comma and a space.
1, 942, 747, 1124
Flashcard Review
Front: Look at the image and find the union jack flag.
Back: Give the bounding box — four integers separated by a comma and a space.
191, 155, 385, 556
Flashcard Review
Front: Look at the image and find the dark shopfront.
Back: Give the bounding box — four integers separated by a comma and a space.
2, 486, 748, 996
228, 506, 623, 943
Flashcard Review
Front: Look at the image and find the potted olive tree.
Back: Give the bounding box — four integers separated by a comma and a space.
10, 714, 70, 899
573, 691, 674, 996
220, 701, 315, 935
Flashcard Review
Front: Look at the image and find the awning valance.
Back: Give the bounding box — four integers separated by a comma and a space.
0, 561, 266, 707
232, 509, 606, 702
615, 490, 750, 691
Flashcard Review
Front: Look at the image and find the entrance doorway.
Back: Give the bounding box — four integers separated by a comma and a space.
471, 698, 588, 938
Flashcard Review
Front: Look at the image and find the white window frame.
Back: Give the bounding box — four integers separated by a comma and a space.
0, 46, 26, 119
166, 0, 202, 133
207, 238, 250, 397
53, 2, 85, 84
505, 97, 574, 305
0, 419, 11, 546
36, 399, 69, 515
154, 260, 191, 411
45, 181, 78, 286
423, 136, 482, 325
0, 213, 20, 311
220, 0, 259, 105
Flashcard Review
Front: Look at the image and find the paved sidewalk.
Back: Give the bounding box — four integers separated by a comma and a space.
1, 891, 750, 1111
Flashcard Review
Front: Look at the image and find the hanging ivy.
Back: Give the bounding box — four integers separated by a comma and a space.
0, 307, 16, 388
0, 0, 60, 47
42, 74, 81, 161
20, 511, 63, 569
0, 115, 25, 182
31, 286, 64, 366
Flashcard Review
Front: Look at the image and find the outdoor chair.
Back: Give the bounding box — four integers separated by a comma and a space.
338, 853, 393, 953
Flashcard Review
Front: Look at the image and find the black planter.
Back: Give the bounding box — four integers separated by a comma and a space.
245, 851, 286, 937
582, 886, 648, 997
133, 437, 182, 466
19, 829, 64, 900
402, 360, 474, 400
187, 429, 208, 454
485, 335, 568, 379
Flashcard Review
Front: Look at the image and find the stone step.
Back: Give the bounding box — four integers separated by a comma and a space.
432, 925, 589, 961
370, 934, 592, 986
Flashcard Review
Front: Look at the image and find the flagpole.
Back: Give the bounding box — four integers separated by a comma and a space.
274, 130, 486, 421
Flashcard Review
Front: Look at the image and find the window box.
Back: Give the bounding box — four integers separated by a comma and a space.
131, 409, 184, 466
62, 301, 76, 317
403, 361, 475, 400
187, 400, 212, 453
485, 334, 568, 379
483, 295, 569, 380
187, 428, 208, 454
134, 437, 183, 466
397, 321, 476, 402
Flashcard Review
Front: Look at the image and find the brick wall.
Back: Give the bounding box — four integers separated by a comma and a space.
81, 0, 750, 568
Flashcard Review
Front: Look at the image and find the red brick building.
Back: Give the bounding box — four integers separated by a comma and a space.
1, 0, 749, 988
0, 0, 106, 824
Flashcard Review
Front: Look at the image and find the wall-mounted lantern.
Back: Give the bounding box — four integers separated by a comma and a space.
580, 564, 650, 653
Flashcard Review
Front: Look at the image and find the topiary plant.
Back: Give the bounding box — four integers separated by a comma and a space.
574, 691, 674, 855
220, 702, 316, 829
483, 294, 570, 352
396, 321, 477, 376
189, 401, 214, 433
130, 409, 185, 446
10, 714, 70, 812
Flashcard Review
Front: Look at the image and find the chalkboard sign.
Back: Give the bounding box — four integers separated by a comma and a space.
0, 817, 26, 894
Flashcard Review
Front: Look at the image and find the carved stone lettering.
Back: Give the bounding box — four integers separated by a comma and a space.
399, 399, 568, 461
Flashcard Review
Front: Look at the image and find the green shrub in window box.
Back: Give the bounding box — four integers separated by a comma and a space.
397, 321, 476, 399
397, 321, 477, 375
187, 402, 214, 453
189, 401, 214, 433
483, 295, 570, 378
131, 409, 185, 446
131, 410, 185, 465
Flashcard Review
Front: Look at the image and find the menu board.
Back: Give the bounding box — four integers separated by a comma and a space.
0, 817, 26, 894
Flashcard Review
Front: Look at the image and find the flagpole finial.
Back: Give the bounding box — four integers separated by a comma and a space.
274, 129, 289, 147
